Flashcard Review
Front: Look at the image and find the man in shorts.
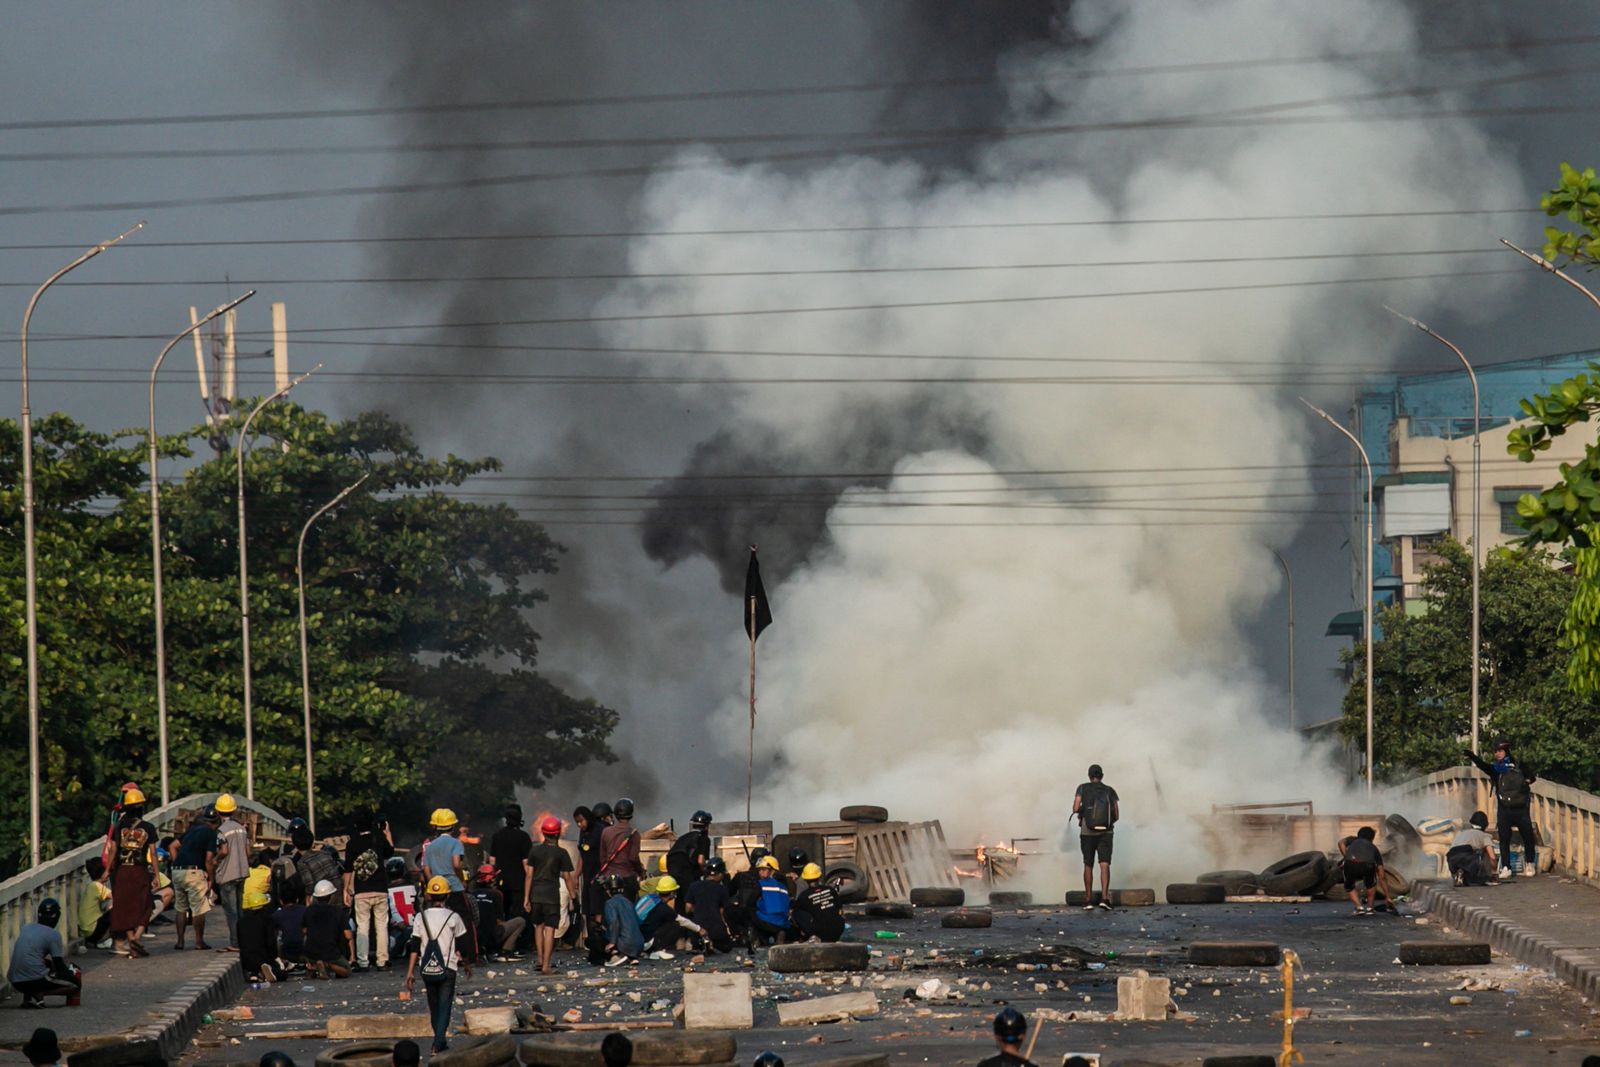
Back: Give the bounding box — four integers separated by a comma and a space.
171, 807, 220, 950
522, 816, 576, 974
1071, 765, 1119, 911
1341, 826, 1389, 914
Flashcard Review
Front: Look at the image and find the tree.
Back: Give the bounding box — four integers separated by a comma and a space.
1339, 538, 1600, 789
0, 406, 616, 875
1541, 161, 1600, 266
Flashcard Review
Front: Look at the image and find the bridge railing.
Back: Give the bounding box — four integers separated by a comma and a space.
1395, 765, 1600, 885
0, 793, 289, 992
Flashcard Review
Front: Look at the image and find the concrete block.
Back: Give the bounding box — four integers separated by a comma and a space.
682, 971, 754, 1030
768, 942, 871, 972
777, 990, 881, 1026
327, 1014, 439, 1039
1398, 941, 1491, 965
463, 1006, 518, 1034
1116, 971, 1171, 1021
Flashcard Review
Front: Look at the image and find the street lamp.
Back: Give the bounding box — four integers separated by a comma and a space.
1500, 239, 1600, 312
236, 365, 319, 799
1271, 549, 1295, 731
148, 291, 255, 808
19, 221, 143, 867
296, 473, 368, 836
1300, 397, 1376, 792
1385, 307, 1481, 756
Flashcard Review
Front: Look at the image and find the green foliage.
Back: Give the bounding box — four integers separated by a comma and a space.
1541, 161, 1600, 266
1339, 538, 1600, 789
0, 406, 616, 875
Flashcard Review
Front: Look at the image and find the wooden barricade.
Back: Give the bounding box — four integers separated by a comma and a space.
855, 820, 958, 902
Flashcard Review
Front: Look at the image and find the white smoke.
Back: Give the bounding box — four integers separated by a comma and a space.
590, 0, 1524, 885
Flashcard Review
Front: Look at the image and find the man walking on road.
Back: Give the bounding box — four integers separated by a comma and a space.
1468, 741, 1539, 878
214, 795, 250, 951
1072, 764, 1119, 911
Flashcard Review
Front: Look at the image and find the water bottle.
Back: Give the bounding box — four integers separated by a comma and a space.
874, 930, 902, 939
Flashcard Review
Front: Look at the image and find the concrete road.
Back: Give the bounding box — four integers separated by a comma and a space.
181, 897, 1600, 1067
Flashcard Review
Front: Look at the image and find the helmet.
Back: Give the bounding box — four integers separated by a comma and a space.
655, 876, 680, 894
691, 810, 712, 828
287, 817, 308, 833
430, 807, 458, 829
787, 847, 809, 869
202, 805, 220, 821
477, 863, 497, 882
591, 801, 613, 821
425, 876, 451, 897
705, 857, 727, 876
122, 787, 147, 805
994, 1006, 1027, 1043
756, 855, 780, 871
540, 815, 563, 836
800, 862, 823, 881
657, 855, 669, 873
614, 798, 635, 820
259, 1053, 296, 1067
291, 826, 315, 851
749, 847, 771, 865
753, 1053, 785, 1067
504, 803, 523, 825
214, 793, 238, 814
312, 880, 338, 899
385, 856, 408, 879
37, 898, 61, 928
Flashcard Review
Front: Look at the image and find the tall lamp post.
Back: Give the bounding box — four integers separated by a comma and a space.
1501, 240, 1600, 312
296, 473, 368, 836
236, 365, 319, 799
1385, 307, 1480, 755
1271, 549, 1295, 731
1301, 397, 1376, 792
148, 291, 255, 808
19, 221, 143, 867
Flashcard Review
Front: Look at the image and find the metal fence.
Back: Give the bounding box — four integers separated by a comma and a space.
1395, 765, 1600, 886
0, 793, 289, 994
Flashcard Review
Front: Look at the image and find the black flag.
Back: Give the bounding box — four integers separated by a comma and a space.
744, 547, 773, 641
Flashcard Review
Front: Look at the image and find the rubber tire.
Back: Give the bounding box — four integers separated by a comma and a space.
1398, 941, 1491, 965
518, 1031, 737, 1067
1201, 1057, 1277, 1067
1187, 941, 1282, 967
988, 890, 1033, 906
865, 901, 914, 919
1313, 859, 1345, 898
1385, 812, 1422, 851
909, 886, 965, 907
1165, 882, 1226, 905
839, 805, 889, 823
941, 908, 993, 928
432, 1035, 519, 1067
1197, 869, 1261, 896
1065, 888, 1156, 907
768, 941, 872, 973
315, 1044, 397, 1067
826, 860, 870, 903
1257, 851, 1327, 896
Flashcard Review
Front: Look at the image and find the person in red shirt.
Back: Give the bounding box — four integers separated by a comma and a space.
597, 798, 643, 899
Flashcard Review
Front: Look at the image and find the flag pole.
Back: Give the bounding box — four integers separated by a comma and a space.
747, 593, 757, 827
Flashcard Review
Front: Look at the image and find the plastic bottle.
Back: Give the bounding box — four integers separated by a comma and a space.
874, 930, 902, 939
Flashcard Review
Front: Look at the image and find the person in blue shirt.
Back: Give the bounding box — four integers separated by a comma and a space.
751, 856, 791, 948
600, 875, 644, 966
421, 808, 479, 964
6, 899, 81, 1008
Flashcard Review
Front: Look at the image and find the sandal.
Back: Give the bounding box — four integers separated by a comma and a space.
129, 940, 149, 958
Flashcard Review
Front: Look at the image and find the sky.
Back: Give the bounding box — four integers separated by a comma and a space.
5, 2, 1600, 831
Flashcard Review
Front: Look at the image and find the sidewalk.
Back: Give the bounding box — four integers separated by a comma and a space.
1412, 871, 1600, 1003
0, 941, 243, 1064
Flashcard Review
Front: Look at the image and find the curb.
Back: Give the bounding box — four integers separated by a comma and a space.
131, 955, 244, 1062
1411, 879, 1600, 1004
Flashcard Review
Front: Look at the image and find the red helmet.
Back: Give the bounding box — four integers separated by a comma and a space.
540, 816, 563, 836
476, 863, 496, 881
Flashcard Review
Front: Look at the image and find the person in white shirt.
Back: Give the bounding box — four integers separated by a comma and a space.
404, 877, 471, 1053
1446, 810, 1499, 886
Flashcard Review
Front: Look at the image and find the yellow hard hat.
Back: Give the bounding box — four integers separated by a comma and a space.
429, 808, 458, 829
801, 862, 823, 880
756, 855, 780, 871
122, 787, 146, 805
657, 855, 669, 873
655, 875, 680, 894
214, 793, 237, 814
425, 876, 451, 897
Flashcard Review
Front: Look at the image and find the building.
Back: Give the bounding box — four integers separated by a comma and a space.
1326, 347, 1597, 639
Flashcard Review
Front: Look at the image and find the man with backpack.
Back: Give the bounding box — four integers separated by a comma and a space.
405, 876, 471, 1054
1468, 741, 1539, 878
1072, 764, 1119, 911
344, 813, 395, 971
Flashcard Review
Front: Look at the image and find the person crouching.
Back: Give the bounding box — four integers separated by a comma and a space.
790, 863, 845, 943
1447, 811, 1499, 886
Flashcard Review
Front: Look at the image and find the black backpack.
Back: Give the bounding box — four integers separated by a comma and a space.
417, 911, 448, 978
1081, 783, 1114, 833
1496, 766, 1531, 808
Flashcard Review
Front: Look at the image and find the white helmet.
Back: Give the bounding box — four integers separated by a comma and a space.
312, 879, 338, 898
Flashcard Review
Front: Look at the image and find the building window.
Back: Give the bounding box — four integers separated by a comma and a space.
1501, 500, 1525, 535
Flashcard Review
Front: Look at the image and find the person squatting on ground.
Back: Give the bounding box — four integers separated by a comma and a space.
345, 812, 395, 972
1339, 826, 1391, 915
524, 815, 577, 974
214, 793, 251, 951
6, 899, 82, 1008
724, 847, 769, 944
600, 874, 645, 967
239, 849, 288, 982
471, 864, 527, 962
109, 788, 157, 958
751, 855, 792, 947
1448, 810, 1500, 886
172, 804, 220, 950
77, 857, 112, 949
406, 876, 472, 1054
976, 1007, 1037, 1067
683, 856, 735, 954
637, 877, 707, 959
422, 808, 480, 964
791, 863, 845, 943
1468, 740, 1539, 878
1072, 764, 1119, 910
303, 879, 353, 978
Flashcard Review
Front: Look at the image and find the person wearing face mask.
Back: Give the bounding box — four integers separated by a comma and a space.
1467, 740, 1539, 879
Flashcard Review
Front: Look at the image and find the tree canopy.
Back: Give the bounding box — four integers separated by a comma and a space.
0, 405, 616, 875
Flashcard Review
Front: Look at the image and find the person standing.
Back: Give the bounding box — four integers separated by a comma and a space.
109, 790, 157, 958
1071, 764, 1119, 911
524, 816, 577, 974
422, 809, 479, 964
345, 812, 395, 971
490, 804, 533, 946
975, 1007, 1037, 1067
405, 876, 471, 1054
214, 795, 251, 952
1468, 741, 1540, 878
665, 811, 713, 910
172, 807, 221, 950
6, 900, 81, 1008
598, 799, 643, 899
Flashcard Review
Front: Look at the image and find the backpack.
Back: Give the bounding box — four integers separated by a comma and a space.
1496, 765, 1531, 808
1081, 783, 1114, 833
270, 853, 303, 904
417, 911, 448, 978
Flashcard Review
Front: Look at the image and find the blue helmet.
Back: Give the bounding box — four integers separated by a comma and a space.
994, 1006, 1027, 1043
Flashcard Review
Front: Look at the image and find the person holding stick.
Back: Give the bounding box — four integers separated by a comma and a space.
975, 1007, 1037, 1066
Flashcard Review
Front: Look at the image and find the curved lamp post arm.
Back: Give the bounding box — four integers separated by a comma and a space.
1500, 239, 1600, 313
